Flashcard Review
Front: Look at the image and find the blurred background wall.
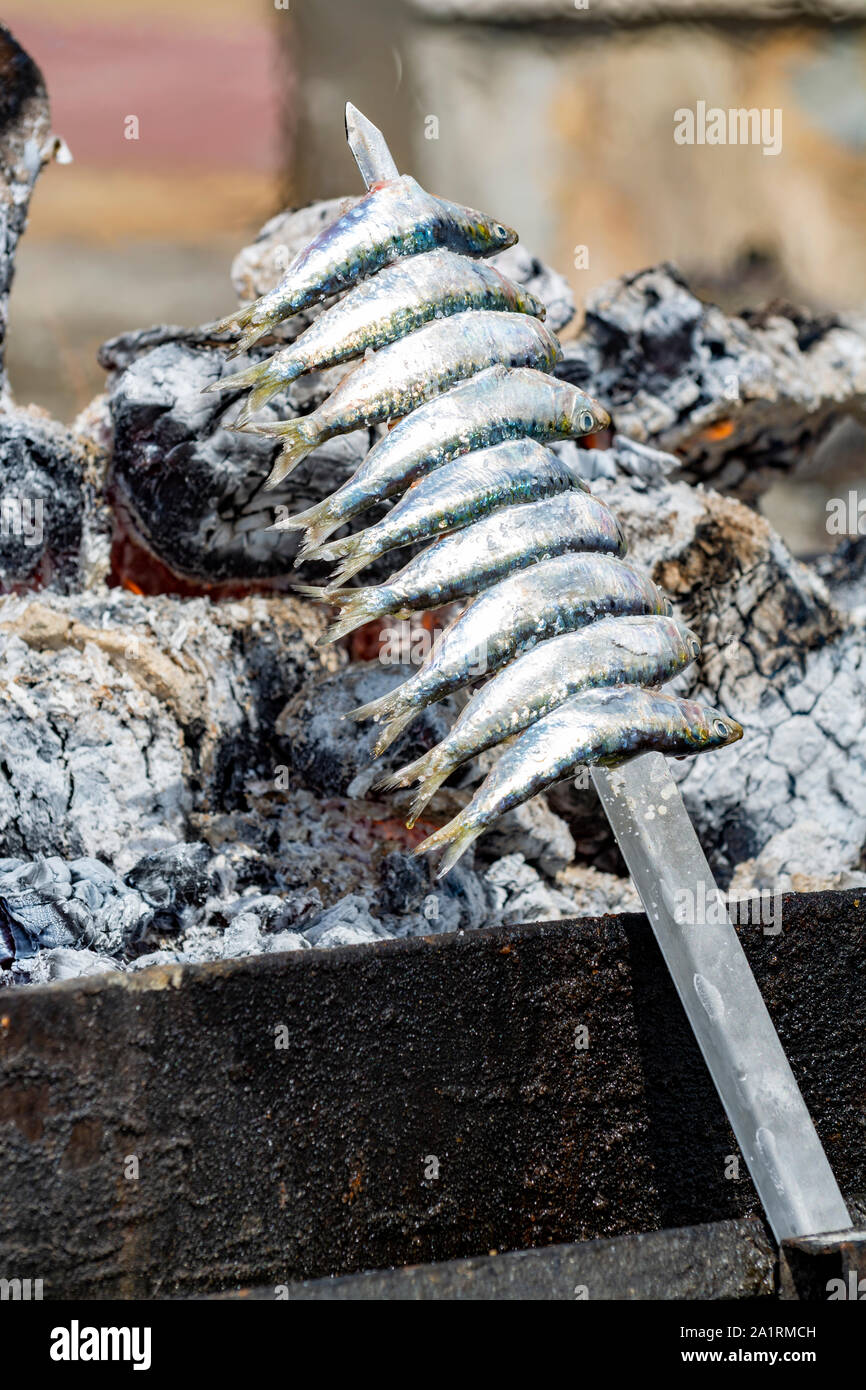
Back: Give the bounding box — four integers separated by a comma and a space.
5, 0, 865, 553
4, 0, 288, 421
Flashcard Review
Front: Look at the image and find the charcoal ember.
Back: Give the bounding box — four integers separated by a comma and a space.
302, 894, 390, 947
105, 332, 373, 587
729, 820, 866, 898
482, 853, 605, 925
277, 662, 461, 799
557, 264, 866, 499
0, 886, 79, 960
125, 841, 213, 936
815, 535, 866, 614
551, 436, 676, 491
375, 849, 431, 916
222, 890, 312, 933
0, 29, 111, 595
17, 946, 124, 985
475, 792, 576, 878
0, 854, 151, 967
299, 861, 489, 942
373, 847, 486, 933
0, 412, 105, 593
267, 931, 310, 953
0, 588, 339, 873
490, 243, 575, 334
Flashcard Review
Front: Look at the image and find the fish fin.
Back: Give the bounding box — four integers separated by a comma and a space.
312, 531, 377, 585
292, 583, 332, 603
319, 586, 393, 645
374, 747, 435, 793
226, 325, 268, 359
262, 418, 322, 489
293, 501, 352, 556
201, 361, 266, 396
347, 687, 404, 725
412, 812, 482, 877
313, 532, 359, 564
404, 767, 451, 827
372, 708, 418, 757
329, 550, 376, 585
376, 748, 451, 824
243, 366, 301, 418
212, 302, 258, 336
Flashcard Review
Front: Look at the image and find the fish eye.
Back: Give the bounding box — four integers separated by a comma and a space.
713, 718, 730, 738
578, 409, 595, 433
688, 637, 701, 658
493, 223, 507, 238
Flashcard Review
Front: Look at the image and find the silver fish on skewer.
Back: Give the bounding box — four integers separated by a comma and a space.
305, 438, 589, 586
213, 175, 517, 355
348, 551, 671, 754
249, 313, 562, 487
414, 686, 744, 875
300, 490, 626, 642
281, 366, 610, 553
204, 250, 546, 419
379, 614, 702, 824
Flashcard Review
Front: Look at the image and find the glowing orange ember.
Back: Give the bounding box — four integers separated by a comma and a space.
702, 419, 735, 442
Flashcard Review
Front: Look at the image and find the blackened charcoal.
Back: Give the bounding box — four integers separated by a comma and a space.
126, 842, 212, 910
278, 663, 460, 799
558, 264, 866, 499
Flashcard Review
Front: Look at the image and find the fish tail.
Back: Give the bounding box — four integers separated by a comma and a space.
226, 323, 269, 359
318, 586, 394, 645
347, 686, 405, 725
372, 707, 418, 757
212, 302, 258, 336
412, 811, 482, 877
329, 549, 376, 585
201, 361, 266, 397
239, 362, 302, 421
296, 502, 351, 556
375, 747, 452, 825
293, 583, 333, 604
313, 531, 377, 584
272, 496, 330, 535
405, 767, 452, 827
374, 746, 438, 793
258, 417, 322, 489
314, 532, 360, 564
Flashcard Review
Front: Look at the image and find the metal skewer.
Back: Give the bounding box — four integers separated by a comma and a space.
345, 102, 851, 1245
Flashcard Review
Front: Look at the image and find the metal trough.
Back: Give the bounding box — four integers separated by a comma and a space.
0, 888, 863, 1298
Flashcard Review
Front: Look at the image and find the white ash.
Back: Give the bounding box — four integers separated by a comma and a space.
1, 102, 864, 986
557, 264, 866, 500
579, 463, 866, 882
729, 821, 866, 899
0, 588, 339, 873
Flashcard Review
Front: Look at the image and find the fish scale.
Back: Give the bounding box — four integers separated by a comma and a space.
213, 174, 518, 356
298, 490, 627, 643
209, 110, 742, 874
210, 99, 848, 1252
205, 250, 546, 422
245, 312, 563, 489
307, 437, 589, 585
